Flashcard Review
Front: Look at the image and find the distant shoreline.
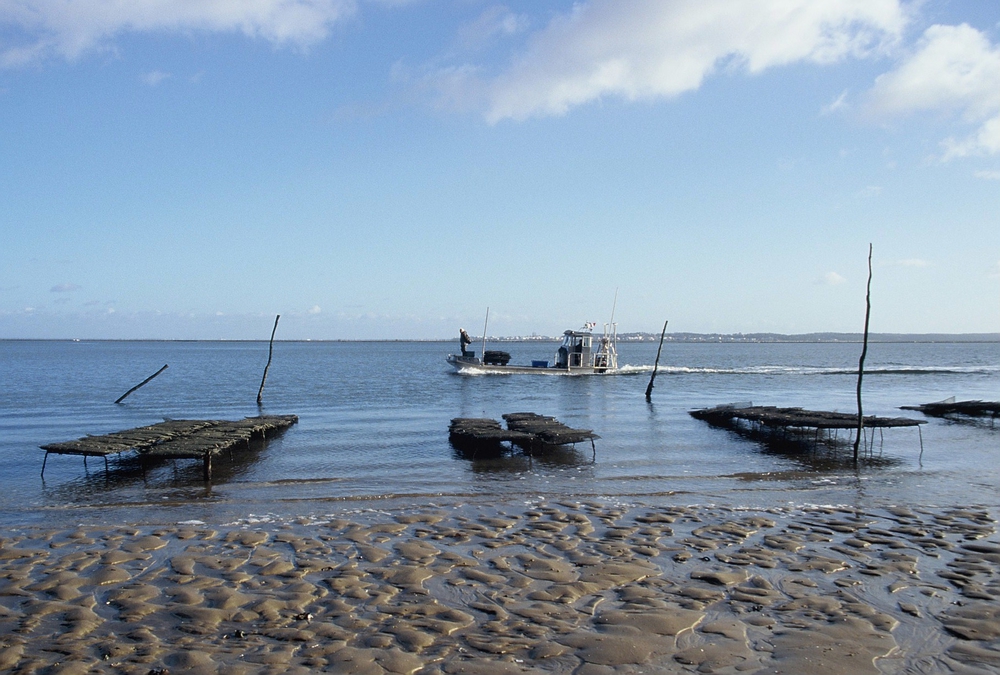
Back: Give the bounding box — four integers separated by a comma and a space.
3, 333, 999, 344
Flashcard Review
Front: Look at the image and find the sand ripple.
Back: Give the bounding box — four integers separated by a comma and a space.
0, 502, 997, 674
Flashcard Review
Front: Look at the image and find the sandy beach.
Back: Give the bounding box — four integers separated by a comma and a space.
1, 499, 998, 674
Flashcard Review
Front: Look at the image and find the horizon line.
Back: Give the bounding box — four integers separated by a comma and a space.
2, 331, 999, 344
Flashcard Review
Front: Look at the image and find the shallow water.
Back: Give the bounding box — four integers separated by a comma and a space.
1, 339, 997, 526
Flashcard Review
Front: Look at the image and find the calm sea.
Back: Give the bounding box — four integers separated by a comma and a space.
1, 339, 997, 527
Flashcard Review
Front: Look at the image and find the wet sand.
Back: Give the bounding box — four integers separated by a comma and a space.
1, 500, 998, 674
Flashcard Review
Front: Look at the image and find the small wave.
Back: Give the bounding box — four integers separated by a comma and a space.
610, 365, 654, 375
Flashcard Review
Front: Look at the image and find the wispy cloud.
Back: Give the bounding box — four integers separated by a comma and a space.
975, 170, 1000, 181
822, 89, 850, 116
50, 283, 80, 292
819, 272, 847, 285
455, 6, 530, 53
308, 305, 322, 314
142, 70, 171, 86
866, 23, 1000, 158
1, 0, 359, 68
432, 0, 907, 122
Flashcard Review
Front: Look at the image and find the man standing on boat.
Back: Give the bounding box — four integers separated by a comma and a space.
460, 328, 473, 357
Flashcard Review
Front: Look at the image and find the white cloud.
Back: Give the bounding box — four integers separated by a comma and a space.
142, 70, 171, 86
456, 6, 530, 52
893, 258, 930, 267
819, 271, 847, 285
308, 305, 322, 314
462, 0, 906, 122
942, 115, 1000, 158
0, 0, 358, 68
822, 89, 850, 115
867, 24, 1000, 158
975, 170, 1000, 180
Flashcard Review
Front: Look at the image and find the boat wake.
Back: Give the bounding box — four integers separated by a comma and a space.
632, 365, 1000, 376
454, 363, 998, 377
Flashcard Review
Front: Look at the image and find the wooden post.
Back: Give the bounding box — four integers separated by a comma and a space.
645, 320, 669, 401
853, 244, 873, 462
257, 315, 280, 406
115, 364, 168, 404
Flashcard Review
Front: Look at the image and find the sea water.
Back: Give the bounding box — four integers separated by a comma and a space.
0, 339, 997, 527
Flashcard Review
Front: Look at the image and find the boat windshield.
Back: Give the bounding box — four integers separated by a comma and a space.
556, 330, 593, 369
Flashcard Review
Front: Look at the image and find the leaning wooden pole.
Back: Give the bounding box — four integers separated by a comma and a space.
115, 364, 168, 404
257, 315, 280, 406
853, 244, 873, 462
645, 320, 669, 401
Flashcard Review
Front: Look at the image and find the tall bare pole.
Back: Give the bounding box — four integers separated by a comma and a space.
257, 314, 280, 406
853, 245, 873, 461
645, 320, 669, 401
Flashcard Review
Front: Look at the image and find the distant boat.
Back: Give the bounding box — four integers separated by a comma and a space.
447, 323, 619, 375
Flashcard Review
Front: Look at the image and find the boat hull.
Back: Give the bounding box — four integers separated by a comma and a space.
447, 354, 604, 375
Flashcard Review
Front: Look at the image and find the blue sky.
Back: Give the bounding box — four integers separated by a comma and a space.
2, 0, 998, 340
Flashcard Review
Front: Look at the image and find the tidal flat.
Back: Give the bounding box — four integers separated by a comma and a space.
1, 499, 998, 674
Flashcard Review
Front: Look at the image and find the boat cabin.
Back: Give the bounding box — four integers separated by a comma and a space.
555, 330, 594, 369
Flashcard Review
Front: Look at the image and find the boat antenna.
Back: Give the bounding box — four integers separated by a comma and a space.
481, 307, 489, 359
602, 288, 620, 371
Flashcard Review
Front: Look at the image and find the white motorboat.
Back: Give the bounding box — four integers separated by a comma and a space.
447, 323, 619, 375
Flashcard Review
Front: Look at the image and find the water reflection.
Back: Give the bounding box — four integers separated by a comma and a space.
924, 415, 999, 432
701, 422, 906, 472
452, 441, 595, 473
40, 433, 283, 504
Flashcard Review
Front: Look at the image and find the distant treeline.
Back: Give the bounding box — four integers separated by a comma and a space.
485, 332, 1000, 344
10, 333, 999, 344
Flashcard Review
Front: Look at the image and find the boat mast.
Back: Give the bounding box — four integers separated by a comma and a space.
606, 288, 619, 369
481, 307, 489, 360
